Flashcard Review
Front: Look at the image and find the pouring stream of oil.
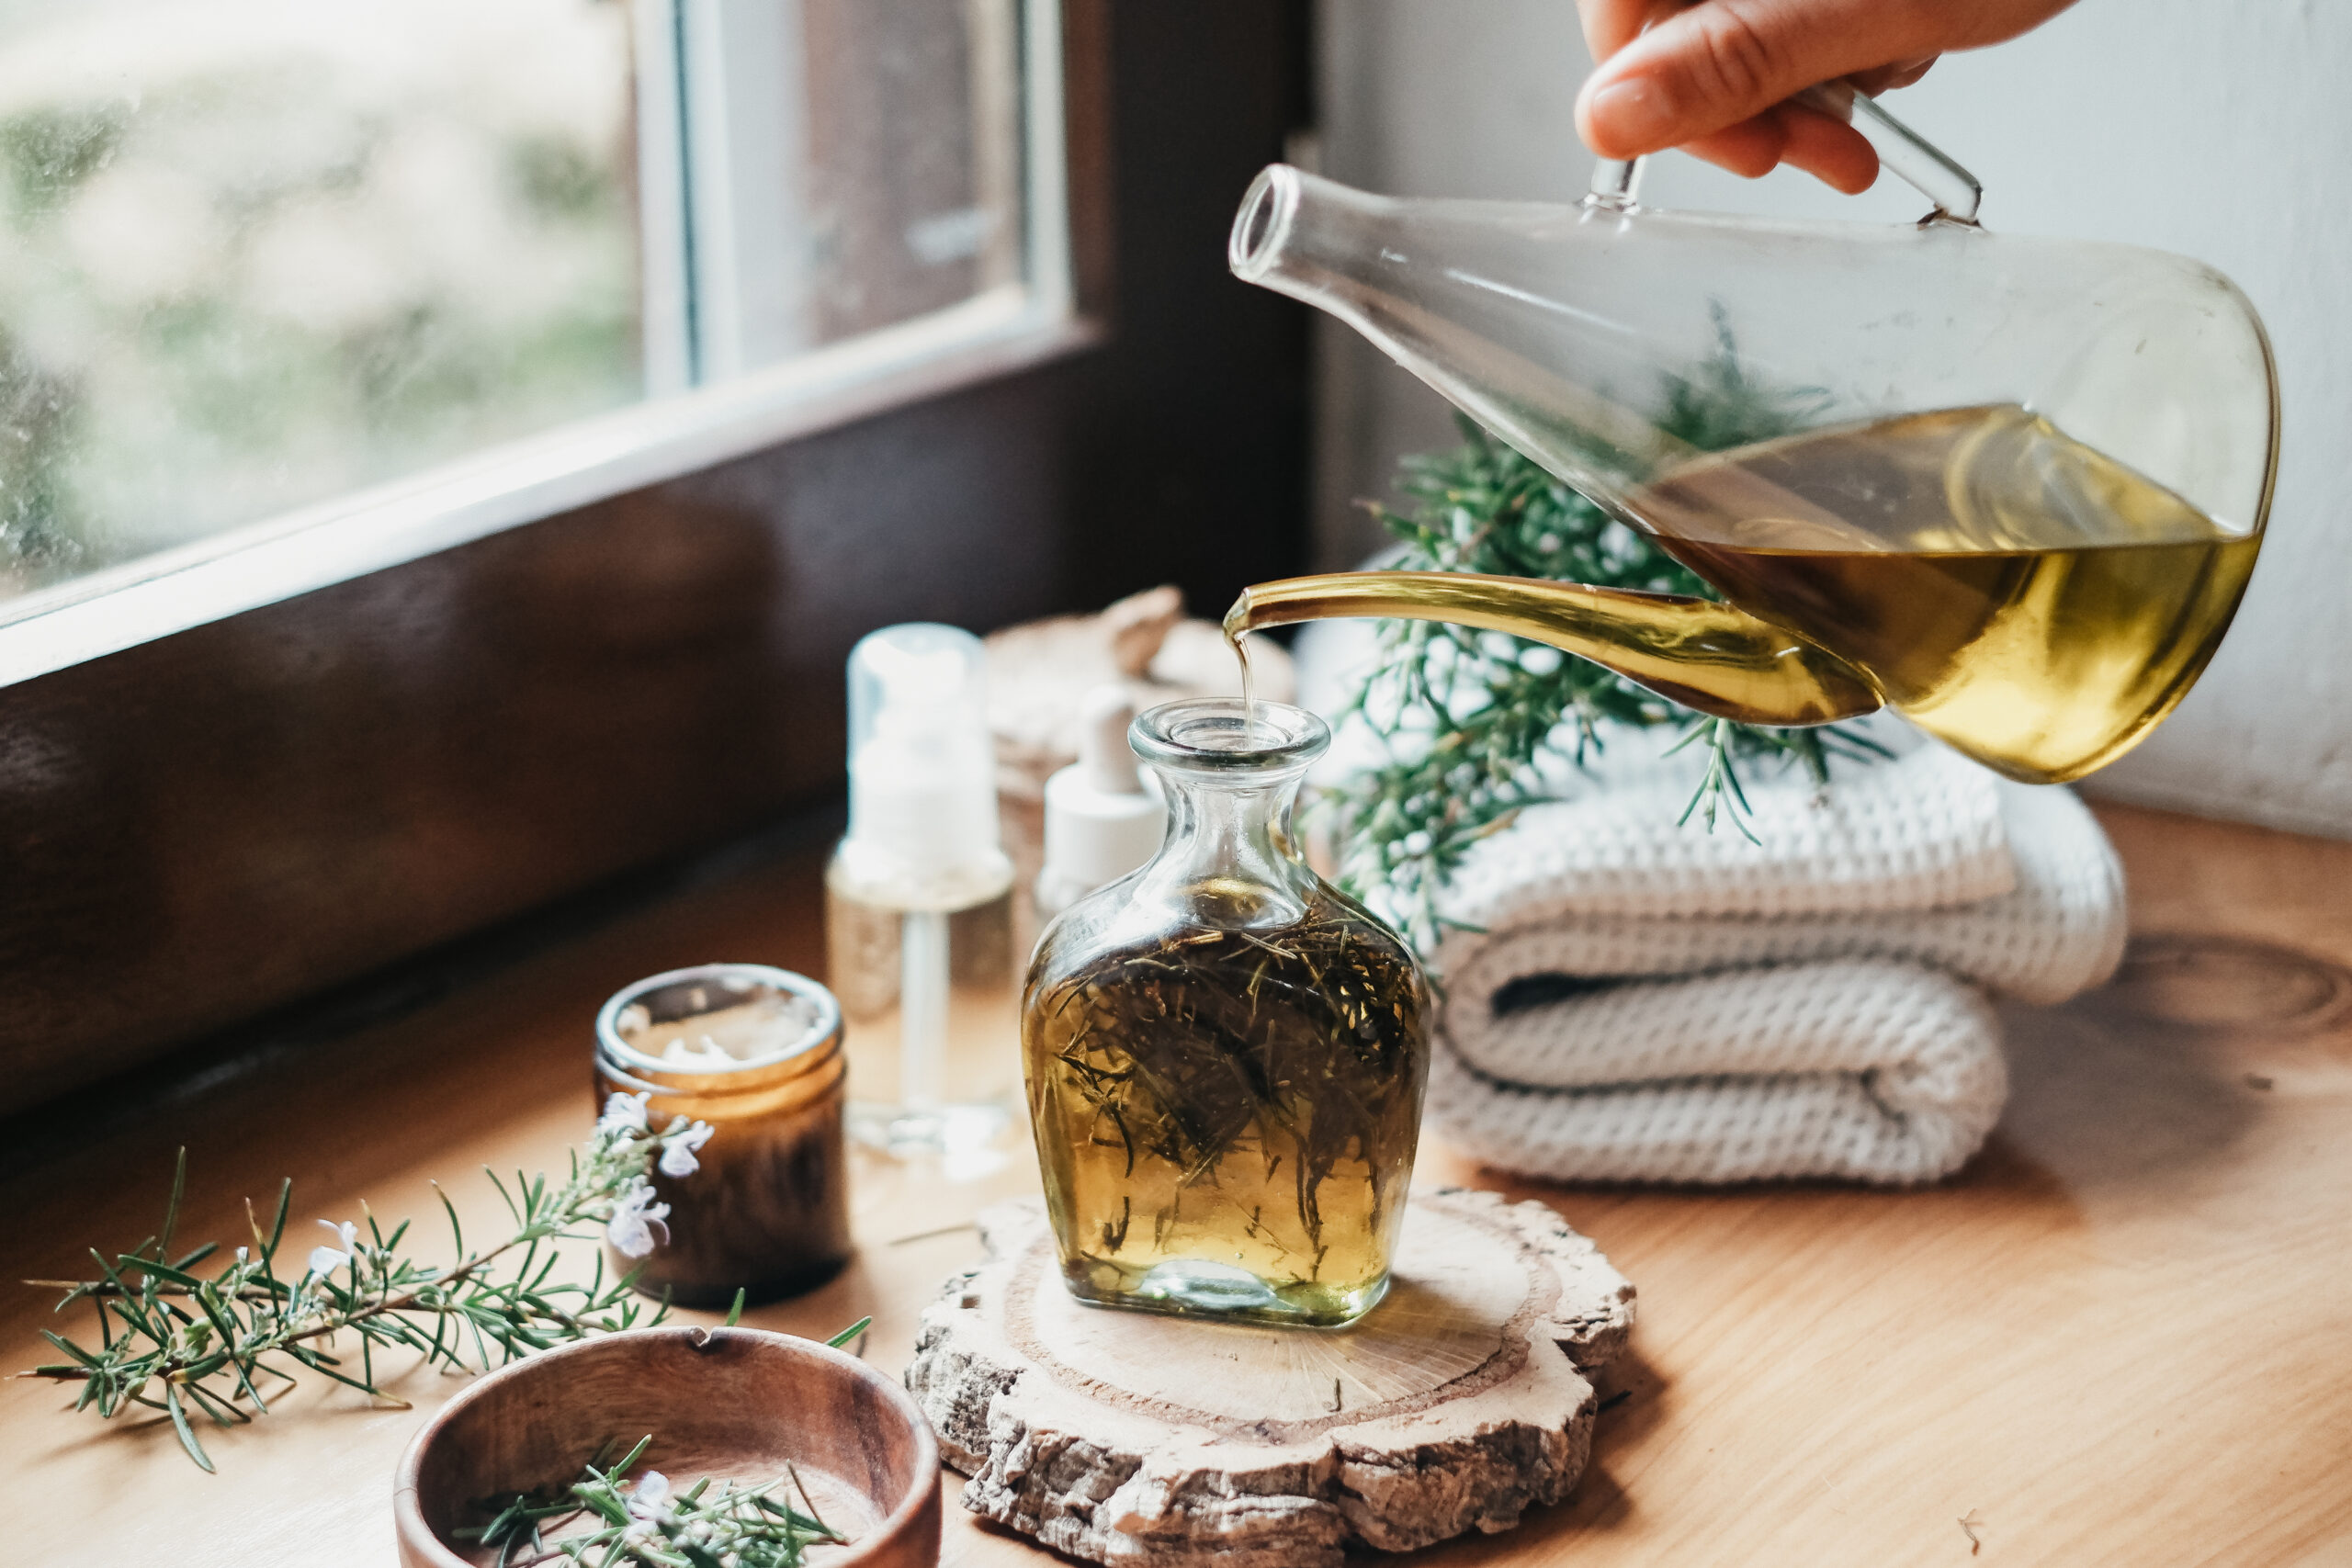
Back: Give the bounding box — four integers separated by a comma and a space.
1226, 404, 2259, 784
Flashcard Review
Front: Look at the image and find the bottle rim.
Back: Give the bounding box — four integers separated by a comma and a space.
1227, 164, 1298, 283
1129, 696, 1329, 774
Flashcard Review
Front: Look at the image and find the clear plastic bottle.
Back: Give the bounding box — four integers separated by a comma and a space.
826, 624, 1018, 1156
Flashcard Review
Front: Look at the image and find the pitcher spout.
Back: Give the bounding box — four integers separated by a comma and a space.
1227, 571, 1882, 729
1226, 164, 1302, 288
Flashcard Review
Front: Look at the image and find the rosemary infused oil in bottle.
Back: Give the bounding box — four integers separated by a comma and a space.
1023, 697, 1430, 1326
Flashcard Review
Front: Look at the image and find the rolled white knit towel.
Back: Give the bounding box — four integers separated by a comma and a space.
1431, 777, 2128, 1007
1426, 742, 2018, 923
1430, 961, 2006, 1185
1419, 751, 2127, 1186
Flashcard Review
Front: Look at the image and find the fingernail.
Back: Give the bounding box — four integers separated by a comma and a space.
1586, 76, 1676, 152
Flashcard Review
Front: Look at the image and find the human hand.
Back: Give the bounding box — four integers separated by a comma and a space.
1574, 0, 2077, 191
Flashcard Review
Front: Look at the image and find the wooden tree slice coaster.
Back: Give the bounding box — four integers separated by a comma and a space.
905, 1187, 1636, 1568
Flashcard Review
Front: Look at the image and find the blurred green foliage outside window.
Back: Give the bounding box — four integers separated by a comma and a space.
0, 0, 641, 596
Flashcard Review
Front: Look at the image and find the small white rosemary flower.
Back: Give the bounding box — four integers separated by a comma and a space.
623, 1471, 673, 1538
307, 1220, 359, 1279
605, 1177, 671, 1258
657, 1120, 715, 1179
598, 1090, 651, 1137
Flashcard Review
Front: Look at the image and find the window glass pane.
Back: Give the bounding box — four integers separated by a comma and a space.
0, 0, 642, 592
672, 0, 1027, 381
802, 0, 1023, 344
0, 0, 1038, 608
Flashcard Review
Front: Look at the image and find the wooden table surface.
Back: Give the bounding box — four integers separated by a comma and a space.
7, 803, 2349, 1565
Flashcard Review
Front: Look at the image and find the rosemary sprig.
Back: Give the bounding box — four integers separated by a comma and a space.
462, 1320, 874, 1568
24, 1093, 712, 1471
1327, 333, 1890, 950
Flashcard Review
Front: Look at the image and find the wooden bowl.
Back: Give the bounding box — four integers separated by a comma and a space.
393, 1326, 940, 1567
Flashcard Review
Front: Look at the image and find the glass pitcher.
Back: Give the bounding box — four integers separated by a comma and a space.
1022, 697, 1430, 1326
1225, 100, 2278, 784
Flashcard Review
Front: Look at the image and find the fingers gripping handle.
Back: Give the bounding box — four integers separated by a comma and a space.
1584, 83, 1982, 225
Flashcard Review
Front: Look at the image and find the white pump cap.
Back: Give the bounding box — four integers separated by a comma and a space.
1039, 686, 1167, 911
844, 624, 1001, 885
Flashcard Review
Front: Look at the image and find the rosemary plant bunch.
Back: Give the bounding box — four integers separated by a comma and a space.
27, 1092, 713, 1470
463, 1319, 871, 1568
1330, 344, 1889, 949
465, 1438, 844, 1568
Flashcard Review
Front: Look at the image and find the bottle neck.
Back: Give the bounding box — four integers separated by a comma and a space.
1131, 761, 1315, 928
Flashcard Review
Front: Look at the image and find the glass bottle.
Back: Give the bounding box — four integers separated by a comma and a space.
1022, 697, 1430, 1327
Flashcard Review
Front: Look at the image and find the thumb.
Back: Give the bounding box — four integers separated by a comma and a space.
1577, 0, 1942, 159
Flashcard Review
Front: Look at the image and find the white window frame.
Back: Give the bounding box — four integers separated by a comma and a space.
0, 0, 1086, 688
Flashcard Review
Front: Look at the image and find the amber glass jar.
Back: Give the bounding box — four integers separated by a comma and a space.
594, 964, 853, 1307
1022, 698, 1430, 1327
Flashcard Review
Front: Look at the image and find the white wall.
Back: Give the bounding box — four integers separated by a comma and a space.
1314, 0, 2352, 837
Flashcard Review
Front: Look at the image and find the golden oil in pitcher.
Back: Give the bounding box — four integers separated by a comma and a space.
1634, 403, 2260, 783
1227, 405, 2260, 786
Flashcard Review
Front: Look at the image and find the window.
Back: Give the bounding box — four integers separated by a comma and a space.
0, 0, 1076, 682
0, 0, 1318, 1118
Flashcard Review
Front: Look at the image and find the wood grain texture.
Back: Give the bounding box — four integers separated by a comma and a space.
395, 1326, 940, 1568
5, 800, 2350, 1566
906, 1191, 1632, 1567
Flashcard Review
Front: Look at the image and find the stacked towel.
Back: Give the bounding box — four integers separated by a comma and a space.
1417, 744, 2129, 1185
